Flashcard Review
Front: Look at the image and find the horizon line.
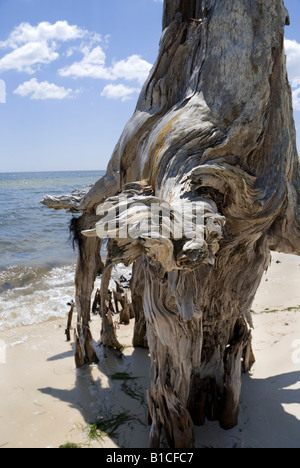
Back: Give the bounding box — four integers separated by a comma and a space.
0, 169, 107, 174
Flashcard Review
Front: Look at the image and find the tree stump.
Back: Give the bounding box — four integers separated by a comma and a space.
42, 0, 300, 447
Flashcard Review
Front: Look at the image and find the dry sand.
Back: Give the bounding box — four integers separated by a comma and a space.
0, 252, 300, 449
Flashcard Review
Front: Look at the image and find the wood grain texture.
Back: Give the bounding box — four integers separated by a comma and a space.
42, 0, 300, 447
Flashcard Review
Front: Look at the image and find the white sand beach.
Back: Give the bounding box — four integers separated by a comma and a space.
0, 252, 300, 449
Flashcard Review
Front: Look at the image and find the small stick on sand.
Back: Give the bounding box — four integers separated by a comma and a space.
65, 300, 75, 342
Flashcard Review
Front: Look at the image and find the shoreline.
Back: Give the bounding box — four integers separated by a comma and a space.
0, 252, 300, 448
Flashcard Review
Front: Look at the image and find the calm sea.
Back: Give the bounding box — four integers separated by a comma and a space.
0, 170, 105, 331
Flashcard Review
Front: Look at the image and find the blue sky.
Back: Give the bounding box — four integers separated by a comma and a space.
0, 0, 299, 173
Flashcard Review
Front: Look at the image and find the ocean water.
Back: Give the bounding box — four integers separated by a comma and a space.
0, 171, 105, 331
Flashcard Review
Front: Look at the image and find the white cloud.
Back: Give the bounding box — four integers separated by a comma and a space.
292, 88, 300, 112
101, 83, 141, 101
14, 78, 75, 100
0, 41, 58, 74
0, 21, 87, 49
59, 45, 112, 80
59, 46, 152, 84
0, 21, 101, 75
0, 20, 152, 107
285, 39, 300, 112
285, 39, 300, 87
111, 55, 152, 84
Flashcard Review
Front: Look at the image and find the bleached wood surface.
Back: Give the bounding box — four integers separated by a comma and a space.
42, 0, 300, 447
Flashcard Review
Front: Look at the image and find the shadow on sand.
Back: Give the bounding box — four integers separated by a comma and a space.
39, 340, 151, 448
39, 335, 300, 448
194, 370, 300, 448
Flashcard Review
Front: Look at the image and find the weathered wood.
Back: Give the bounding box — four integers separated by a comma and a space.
113, 280, 134, 324
129, 302, 135, 320
92, 289, 101, 315
92, 288, 114, 316
73, 215, 103, 366
100, 260, 123, 349
120, 293, 134, 325
119, 302, 130, 325
42, 0, 300, 447
42, 185, 94, 212
74, 324, 85, 368
65, 300, 75, 342
131, 259, 148, 348
74, 322, 99, 367
242, 340, 256, 374
107, 290, 115, 316
113, 290, 124, 314
101, 306, 123, 349
115, 280, 124, 295
82, 0, 300, 446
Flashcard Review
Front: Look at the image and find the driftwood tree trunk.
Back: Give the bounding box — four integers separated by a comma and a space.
72, 215, 103, 365
43, 0, 300, 447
